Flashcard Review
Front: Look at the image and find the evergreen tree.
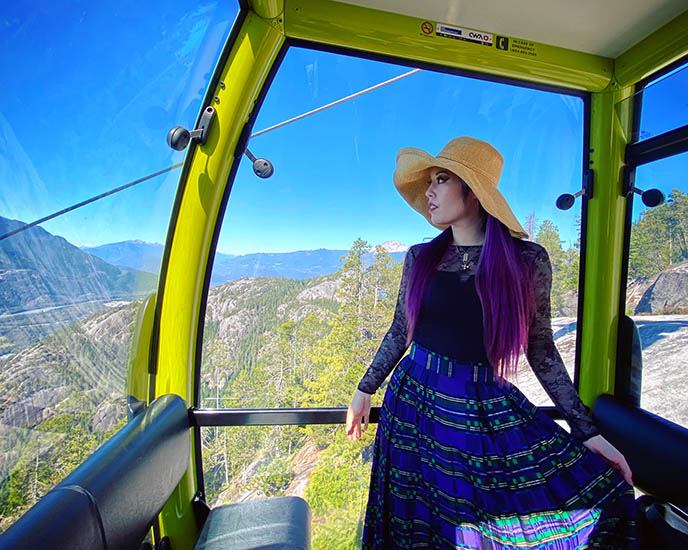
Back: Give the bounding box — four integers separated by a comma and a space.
535, 220, 568, 314
629, 189, 688, 278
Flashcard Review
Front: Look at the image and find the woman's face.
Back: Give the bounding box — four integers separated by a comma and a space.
425, 168, 481, 227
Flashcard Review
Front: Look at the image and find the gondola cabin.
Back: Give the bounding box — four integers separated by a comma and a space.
1, 1, 687, 548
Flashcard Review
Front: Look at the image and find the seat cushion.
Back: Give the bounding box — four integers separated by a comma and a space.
194, 496, 311, 550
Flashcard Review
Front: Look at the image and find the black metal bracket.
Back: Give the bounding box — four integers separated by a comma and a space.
583, 168, 594, 200
622, 166, 665, 207
195, 106, 216, 145
556, 169, 594, 210
622, 165, 635, 198
166, 106, 216, 151
192, 491, 211, 529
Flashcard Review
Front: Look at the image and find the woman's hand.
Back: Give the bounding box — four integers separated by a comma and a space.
583, 435, 633, 486
346, 390, 372, 441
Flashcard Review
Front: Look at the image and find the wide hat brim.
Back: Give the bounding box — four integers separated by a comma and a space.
394, 138, 528, 239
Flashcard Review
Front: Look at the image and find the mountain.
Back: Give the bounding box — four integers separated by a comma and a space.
83, 240, 407, 285
3, 256, 688, 534
81, 241, 165, 274
0, 301, 138, 527
379, 240, 408, 253
0, 217, 157, 314
0, 217, 158, 354
211, 249, 348, 284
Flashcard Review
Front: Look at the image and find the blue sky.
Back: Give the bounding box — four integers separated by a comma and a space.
0, 1, 236, 244
1, 2, 684, 256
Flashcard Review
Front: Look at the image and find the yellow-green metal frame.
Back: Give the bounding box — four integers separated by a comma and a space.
615, 10, 688, 87
578, 86, 635, 403
578, 10, 688, 401
154, 6, 285, 548
286, 0, 613, 92
148, 1, 688, 547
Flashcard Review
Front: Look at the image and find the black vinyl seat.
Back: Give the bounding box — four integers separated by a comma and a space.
0, 394, 190, 550
194, 496, 311, 550
593, 394, 688, 509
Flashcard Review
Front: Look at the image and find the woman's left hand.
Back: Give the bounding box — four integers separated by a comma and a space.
583, 435, 633, 486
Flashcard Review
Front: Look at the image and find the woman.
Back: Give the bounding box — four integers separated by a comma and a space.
346, 137, 637, 549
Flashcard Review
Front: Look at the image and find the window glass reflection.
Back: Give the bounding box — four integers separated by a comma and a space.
639, 62, 688, 141
0, 1, 237, 528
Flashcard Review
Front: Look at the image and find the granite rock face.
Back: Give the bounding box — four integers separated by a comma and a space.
636, 265, 688, 314
517, 315, 688, 430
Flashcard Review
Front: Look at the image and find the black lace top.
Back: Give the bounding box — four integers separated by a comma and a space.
357, 240, 599, 441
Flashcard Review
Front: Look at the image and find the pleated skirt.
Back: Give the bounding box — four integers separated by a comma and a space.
361, 343, 638, 549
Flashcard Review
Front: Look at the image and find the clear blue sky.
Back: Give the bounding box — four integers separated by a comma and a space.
2, 2, 684, 256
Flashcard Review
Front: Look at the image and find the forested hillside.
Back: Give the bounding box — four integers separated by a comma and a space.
199, 240, 400, 549
0, 303, 136, 527
195, 205, 688, 549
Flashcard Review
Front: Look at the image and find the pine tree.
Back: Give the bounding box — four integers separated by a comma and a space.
535, 220, 568, 314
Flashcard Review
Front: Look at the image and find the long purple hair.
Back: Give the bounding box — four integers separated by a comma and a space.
405, 211, 533, 379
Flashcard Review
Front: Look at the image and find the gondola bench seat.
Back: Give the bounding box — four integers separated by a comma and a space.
0, 394, 311, 550
194, 496, 311, 550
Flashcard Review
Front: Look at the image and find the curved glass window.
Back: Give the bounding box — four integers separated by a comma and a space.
200, 46, 586, 546
0, 1, 237, 528
624, 151, 688, 428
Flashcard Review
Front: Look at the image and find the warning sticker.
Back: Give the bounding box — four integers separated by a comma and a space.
435, 23, 493, 46
421, 21, 434, 35
495, 35, 538, 57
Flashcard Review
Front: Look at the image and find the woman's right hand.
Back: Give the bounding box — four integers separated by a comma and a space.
346, 389, 372, 441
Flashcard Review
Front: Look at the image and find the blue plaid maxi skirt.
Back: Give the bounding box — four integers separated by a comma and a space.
361, 343, 638, 549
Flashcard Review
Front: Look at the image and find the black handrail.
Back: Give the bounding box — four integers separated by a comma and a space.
189, 406, 562, 427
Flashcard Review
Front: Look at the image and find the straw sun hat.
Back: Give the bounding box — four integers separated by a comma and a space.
393, 137, 528, 239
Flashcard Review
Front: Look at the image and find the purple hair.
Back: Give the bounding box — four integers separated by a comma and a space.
405, 214, 533, 379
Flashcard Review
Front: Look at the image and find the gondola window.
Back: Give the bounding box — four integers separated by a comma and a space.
200, 45, 588, 548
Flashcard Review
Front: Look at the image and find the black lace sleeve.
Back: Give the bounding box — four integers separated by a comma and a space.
357, 245, 419, 394
525, 244, 600, 441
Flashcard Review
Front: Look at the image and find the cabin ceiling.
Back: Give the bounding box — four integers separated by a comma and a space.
336, 0, 688, 58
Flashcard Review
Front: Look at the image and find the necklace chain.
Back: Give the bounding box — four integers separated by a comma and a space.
457, 246, 476, 270
461, 251, 471, 270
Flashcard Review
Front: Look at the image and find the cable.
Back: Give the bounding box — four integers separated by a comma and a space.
0, 163, 183, 242
250, 68, 421, 138
1, 69, 423, 241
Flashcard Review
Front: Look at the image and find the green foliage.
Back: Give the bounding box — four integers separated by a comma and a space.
629, 189, 688, 278
534, 219, 579, 315
305, 427, 374, 550
7, 202, 686, 538
532, 197, 688, 314
197, 239, 402, 546
305, 428, 373, 515
1, 411, 112, 522
5, 192, 686, 538
0, 304, 136, 529
251, 457, 294, 497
